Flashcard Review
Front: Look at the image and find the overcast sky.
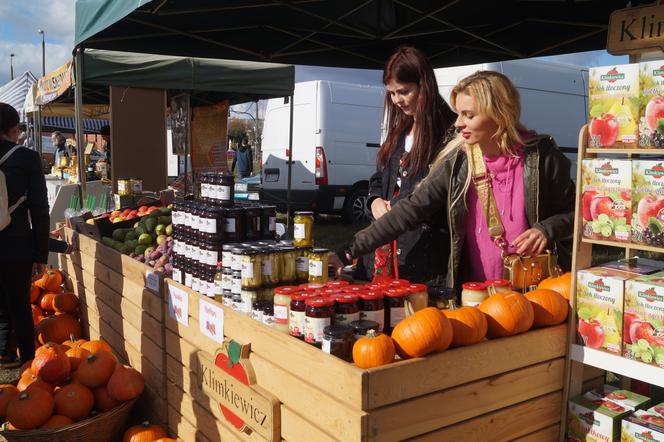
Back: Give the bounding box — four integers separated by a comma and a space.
0, 0, 628, 89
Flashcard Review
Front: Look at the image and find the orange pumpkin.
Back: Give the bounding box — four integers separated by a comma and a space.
537, 272, 571, 300
32, 342, 71, 385
52, 293, 79, 314
31, 305, 44, 326
81, 339, 113, 355
93, 386, 121, 412
30, 284, 41, 304
19, 360, 32, 377
107, 365, 145, 401
6, 389, 54, 429
35, 269, 63, 292
65, 345, 90, 371
478, 291, 534, 338
391, 307, 453, 359
36, 314, 81, 345
54, 383, 94, 421
62, 335, 87, 349
40, 293, 57, 312
525, 288, 569, 327
443, 300, 488, 347
123, 421, 167, 442
154, 439, 178, 442
76, 352, 117, 388
40, 414, 74, 429
0, 385, 19, 418
17, 374, 53, 395
352, 330, 395, 369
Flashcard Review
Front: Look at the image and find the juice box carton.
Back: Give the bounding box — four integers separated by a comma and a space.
649, 403, 664, 418
602, 258, 664, 275
632, 160, 664, 246
623, 273, 664, 368
568, 394, 632, 441
639, 60, 664, 149
621, 410, 664, 442
589, 63, 639, 148
581, 159, 632, 242
585, 389, 651, 411
577, 268, 640, 354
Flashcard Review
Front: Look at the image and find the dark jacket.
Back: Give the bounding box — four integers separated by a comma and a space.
351, 135, 575, 290
232, 145, 253, 175
0, 139, 49, 263
357, 135, 447, 284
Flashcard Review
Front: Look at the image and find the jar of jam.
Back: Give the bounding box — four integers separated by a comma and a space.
240, 289, 257, 314
343, 284, 369, 295
359, 291, 385, 332
230, 246, 245, 272
390, 279, 411, 287
295, 247, 311, 282
289, 292, 314, 339
260, 205, 277, 240
184, 264, 193, 288
231, 270, 242, 297
224, 207, 244, 243
485, 279, 511, 295
384, 287, 408, 334
334, 294, 360, 325
279, 246, 297, 283
325, 280, 350, 290
461, 282, 488, 307
274, 286, 299, 333
218, 173, 235, 207
262, 303, 275, 327
321, 324, 354, 362
349, 320, 380, 341
222, 289, 233, 307
222, 244, 235, 270
307, 248, 329, 284
244, 206, 261, 241
299, 282, 325, 292
428, 286, 458, 309
304, 297, 335, 346
251, 300, 264, 322
293, 211, 314, 247
240, 248, 262, 289
406, 283, 428, 315
199, 173, 210, 202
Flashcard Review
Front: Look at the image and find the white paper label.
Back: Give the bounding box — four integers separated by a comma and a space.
199, 299, 224, 343
208, 218, 217, 234
222, 251, 232, 267
274, 305, 288, 324
241, 261, 254, 278
296, 256, 308, 272
231, 277, 241, 294
145, 270, 160, 292
201, 183, 209, 198
304, 316, 330, 344
262, 259, 272, 276
241, 295, 253, 314
269, 216, 276, 232
321, 337, 332, 354
209, 250, 219, 266
294, 223, 306, 239
225, 218, 236, 233
231, 254, 242, 271
172, 211, 181, 226
168, 284, 189, 326
309, 260, 324, 277
183, 212, 192, 228
222, 273, 232, 291
289, 310, 305, 337
360, 309, 384, 332
185, 272, 192, 288
172, 268, 182, 284
390, 306, 405, 327
192, 277, 200, 293
220, 185, 231, 201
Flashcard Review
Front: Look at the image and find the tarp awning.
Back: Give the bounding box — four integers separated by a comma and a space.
42, 116, 108, 133
0, 72, 37, 120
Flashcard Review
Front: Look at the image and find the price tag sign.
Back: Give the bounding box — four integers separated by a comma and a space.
199, 299, 224, 343
145, 270, 160, 292
168, 283, 189, 326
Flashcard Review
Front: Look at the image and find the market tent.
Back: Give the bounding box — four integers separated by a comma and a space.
0, 71, 37, 120
41, 116, 108, 133
74, 0, 654, 69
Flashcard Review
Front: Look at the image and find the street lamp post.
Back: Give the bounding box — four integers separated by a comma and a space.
37, 29, 45, 76
10, 54, 14, 80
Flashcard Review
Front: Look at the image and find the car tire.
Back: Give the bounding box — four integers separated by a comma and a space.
343, 188, 371, 224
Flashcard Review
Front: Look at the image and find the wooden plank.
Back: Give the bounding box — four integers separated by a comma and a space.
582, 376, 605, 393
409, 391, 562, 442
511, 424, 559, 442
367, 358, 564, 441
365, 324, 567, 409
168, 405, 212, 442
582, 365, 604, 382
280, 406, 337, 442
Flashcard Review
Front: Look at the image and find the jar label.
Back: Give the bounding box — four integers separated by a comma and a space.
262, 259, 272, 276
256, 217, 261, 232
185, 272, 192, 288
360, 309, 384, 332
241, 294, 253, 314
232, 277, 241, 294
192, 277, 200, 293
220, 185, 232, 201
201, 183, 209, 198
173, 268, 182, 284
222, 273, 233, 291
390, 307, 405, 327
183, 212, 191, 228
304, 316, 330, 344
334, 311, 360, 326
214, 278, 223, 296
274, 305, 288, 324
225, 218, 236, 233
296, 256, 309, 272
241, 261, 255, 278
289, 311, 305, 337
172, 211, 181, 226
208, 218, 217, 234
209, 250, 219, 266
321, 337, 332, 354
223, 295, 233, 307
222, 251, 232, 267
269, 216, 276, 232
231, 255, 242, 271
294, 223, 306, 239
309, 260, 324, 277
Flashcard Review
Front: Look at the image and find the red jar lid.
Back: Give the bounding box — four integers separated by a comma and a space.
485, 279, 510, 288
275, 286, 301, 295
359, 291, 384, 301
385, 287, 409, 298
320, 288, 340, 297
390, 279, 410, 286
335, 294, 359, 303
462, 282, 487, 290
407, 283, 427, 293
305, 297, 335, 308
291, 292, 315, 301
342, 284, 368, 293
299, 283, 325, 290
366, 283, 384, 290
325, 280, 350, 288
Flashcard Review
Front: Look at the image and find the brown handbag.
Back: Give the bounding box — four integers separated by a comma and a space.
467, 144, 559, 292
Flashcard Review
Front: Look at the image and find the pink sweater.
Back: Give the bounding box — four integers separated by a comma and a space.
462, 152, 528, 282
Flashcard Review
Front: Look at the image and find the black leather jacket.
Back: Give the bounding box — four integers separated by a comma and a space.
351, 135, 575, 290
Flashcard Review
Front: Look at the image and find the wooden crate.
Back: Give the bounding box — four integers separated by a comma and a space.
59, 228, 168, 427
163, 279, 581, 442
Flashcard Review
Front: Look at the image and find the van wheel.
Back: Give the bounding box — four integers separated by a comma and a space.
343, 189, 370, 224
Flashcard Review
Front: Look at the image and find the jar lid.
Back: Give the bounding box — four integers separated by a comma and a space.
407, 283, 427, 293
390, 279, 411, 286
278, 240, 294, 247
349, 320, 380, 333
359, 291, 384, 300
294, 211, 314, 216
261, 205, 277, 211
335, 294, 359, 303
239, 248, 260, 256
385, 287, 409, 298
291, 292, 315, 301
231, 246, 247, 254
319, 288, 339, 297
299, 282, 325, 291
343, 284, 369, 293
325, 280, 350, 288
323, 324, 353, 338
305, 297, 335, 308
485, 279, 510, 288
223, 243, 238, 251
462, 282, 487, 290
232, 270, 241, 276
275, 286, 300, 295
310, 247, 330, 254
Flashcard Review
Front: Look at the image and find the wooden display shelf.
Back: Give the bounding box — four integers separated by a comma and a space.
581, 238, 664, 254
585, 148, 664, 154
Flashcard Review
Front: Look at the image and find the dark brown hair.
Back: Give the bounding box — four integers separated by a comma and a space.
0, 103, 19, 135
378, 46, 456, 175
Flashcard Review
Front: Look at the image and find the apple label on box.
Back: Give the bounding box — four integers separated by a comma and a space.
568, 394, 631, 442
581, 159, 632, 242
633, 160, 664, 246
588, 63, 639, 148
639, 60, 664, 149
576, 267, 639, 354
621, 410, 664, 442
624, 272, 664, 368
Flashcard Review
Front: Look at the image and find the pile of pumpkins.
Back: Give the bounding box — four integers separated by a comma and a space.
123, 421, 175, 442
31, 269, 83, 346
352, 273, 571, 369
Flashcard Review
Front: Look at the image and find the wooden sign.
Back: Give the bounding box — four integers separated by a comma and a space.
197, 341, 280, 441
607, 4, 664, 55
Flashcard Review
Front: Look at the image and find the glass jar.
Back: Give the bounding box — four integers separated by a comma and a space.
343, 285, 369, 295
279, 246, 297, 283
261, 247, 281, 286
299, 282, 325, 292
231, 270, 242, 297
293, 211, 314, 247
289, 292, 314, 339
219, 173, 235, 207
321, 324, 354, 362
223, 289, 233, 307
244, 206, 261, 242
308, 248, 329, 284
224, 207, 244, 243
261, 303, 275, 327
485, 279, 512, 295
199, 173, 211, 203
117, 177, 132, 196
304, 297, 335, 346
240, 248, 262, 289
221, 267, 233, 293
334, 294, 360, 326
274, 286, 299, 333
222, 243, 235, 269
230, 246, 245, 272
384, 288, 409, 334
428, 286, 458, 309
406, 283, 428, 315
240, 288, 258, 314
251, 300, 264, 322
232, 292, 242, 311
295, 247, 311, 282
359, 291, 385, 332
349, 320, 380, 341
461, 282, 489, 307
260, 205, 277, 240
390, 279, 411, 287
184, 264, 193, 288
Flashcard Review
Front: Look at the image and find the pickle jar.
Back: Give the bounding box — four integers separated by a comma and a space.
295, 247, 311, 282
359, 291, 385, 332
333, 294, 360, 326
406, 283, 428, 315
304, 297, 335, 346
222, 243, 236, 270
279, 246, 297, 283
260, 246, 281, 286
384, 287, 409, 335
293, 211, 314, 247
240, 288, 258, 315
307, 248, 329, 284
273, 286, 299, 333
240, 248, 262, 289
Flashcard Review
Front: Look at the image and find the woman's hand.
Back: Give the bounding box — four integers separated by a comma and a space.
371, 198, 391, 219
512, 228, 548, 256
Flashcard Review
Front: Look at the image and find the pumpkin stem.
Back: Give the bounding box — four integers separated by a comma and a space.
366, 329, 377, 338
447, 298, 458, 310
18, 392, 28, 400
141, 421, 151, 427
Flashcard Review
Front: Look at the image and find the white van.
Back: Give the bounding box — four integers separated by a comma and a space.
261, 80, 384, 222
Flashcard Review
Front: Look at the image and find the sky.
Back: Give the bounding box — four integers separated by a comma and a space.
0, 0, 628, 90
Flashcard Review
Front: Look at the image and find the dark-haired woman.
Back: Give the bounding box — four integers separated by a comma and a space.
356, 46, 456, 285
0, 102, 49, 366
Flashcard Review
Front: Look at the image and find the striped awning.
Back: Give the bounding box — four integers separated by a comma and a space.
0, 72, 37, 120
41, 116, 108, 133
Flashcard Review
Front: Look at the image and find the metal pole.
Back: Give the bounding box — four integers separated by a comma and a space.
10, 54, 14, 80
286, 95, 294, 234
36, 107, 42, 155
74, 49, 86, 209
40, 31, 45, 76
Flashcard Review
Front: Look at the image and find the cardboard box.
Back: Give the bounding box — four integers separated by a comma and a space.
621, 410, 664, 441
639, 60, 664, 149
602, 258, 664, 275
623, 272, 664, 368
568, 394, 632, 441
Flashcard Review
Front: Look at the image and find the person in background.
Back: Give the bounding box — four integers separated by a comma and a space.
51, 131, 69, 166
17, 131, 27, 147
231, 136, 253, 179
99, 125, 111, 164
0, 103, 49, 367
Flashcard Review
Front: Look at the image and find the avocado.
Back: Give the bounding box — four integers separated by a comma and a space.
125, 231, 138, 241
157, 216, 171, 225
145, 217, 157, 233
134, 245, 148, 255
134, 226, 146, 236
112, 228, 129, 242
138, 233, 153, 246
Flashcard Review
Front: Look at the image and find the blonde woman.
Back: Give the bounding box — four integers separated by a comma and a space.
344, 71, 575, 289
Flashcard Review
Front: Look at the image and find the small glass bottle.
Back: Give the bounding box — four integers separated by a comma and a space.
406, 283, 428, 315
461, 282, 489, 307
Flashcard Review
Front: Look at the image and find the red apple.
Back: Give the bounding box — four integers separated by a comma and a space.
589, 113, 619, 146
98, 213, 111, 219
590, 195, 613, 220
632, 321, 656, 345
646, 96, 664, 130
578, 318, 605, 348
637, 194, 664, 228
138, 205, 149, 212
582, 190, 598, 221
623, 312, 640, 344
